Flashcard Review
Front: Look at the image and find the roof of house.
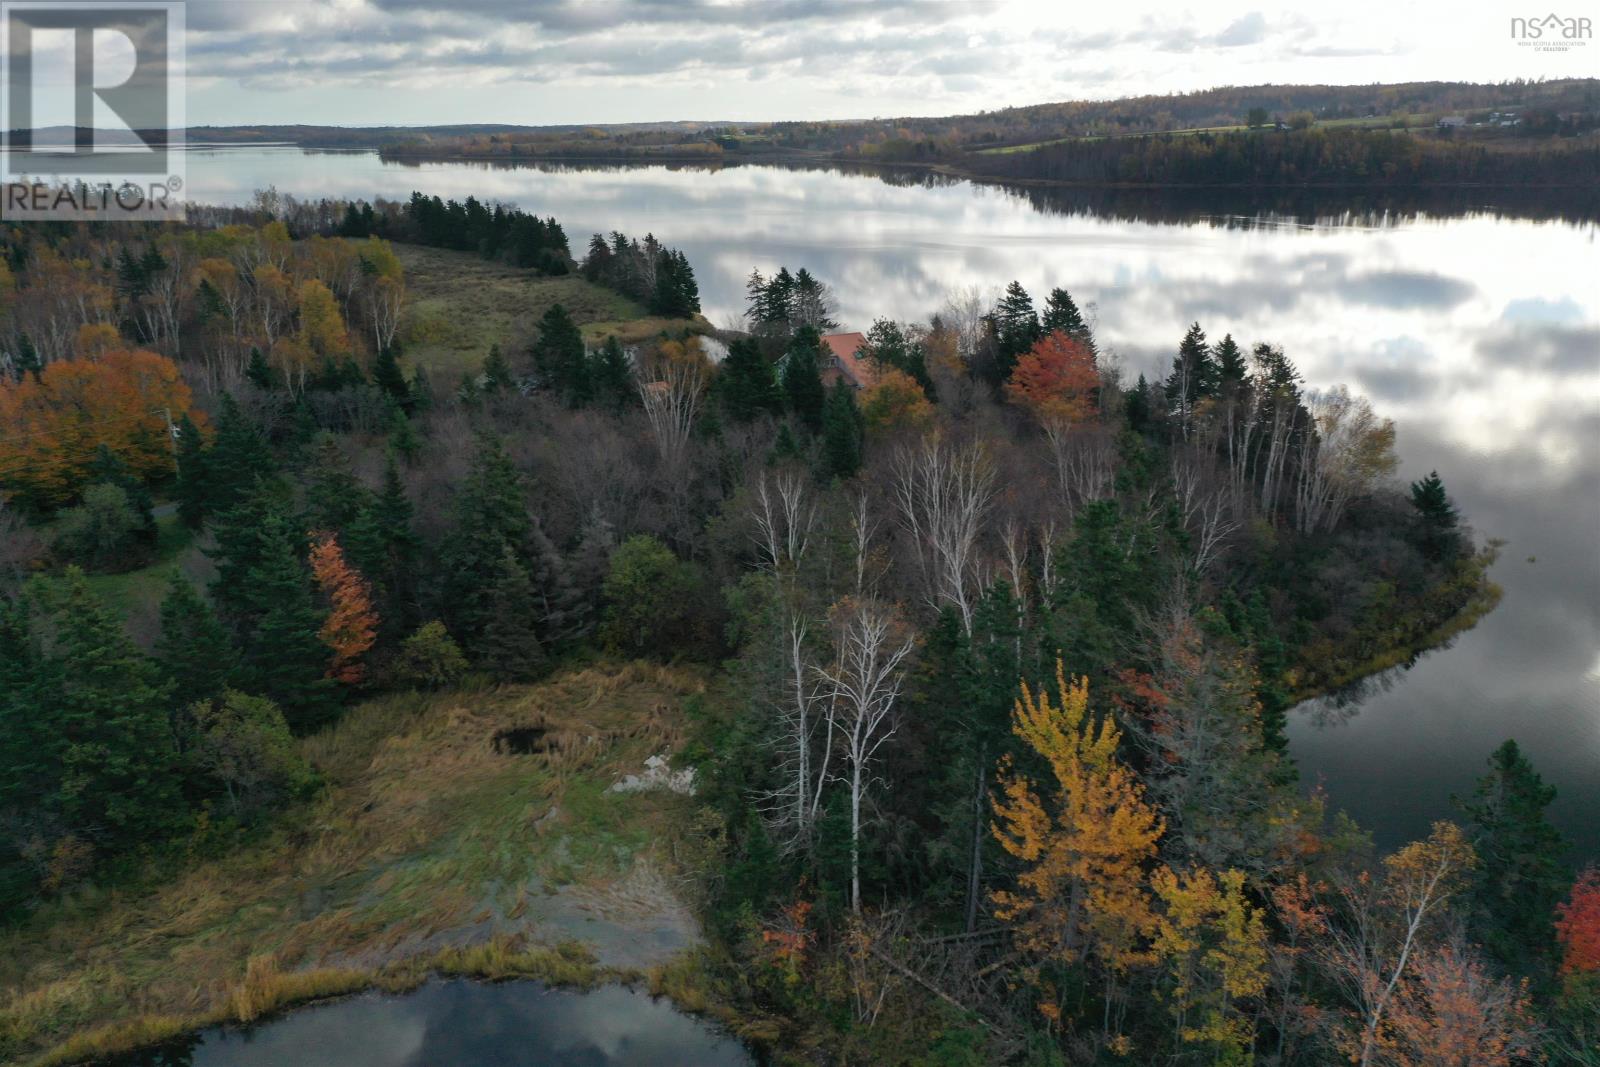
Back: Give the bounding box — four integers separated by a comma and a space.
820, 331, 874, 390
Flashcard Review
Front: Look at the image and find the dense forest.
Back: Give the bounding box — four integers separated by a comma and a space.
0, 191, 1593, 1066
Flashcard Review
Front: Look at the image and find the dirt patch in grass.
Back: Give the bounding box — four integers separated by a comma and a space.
393, 244, 708, 379
0, 663, 714, 1066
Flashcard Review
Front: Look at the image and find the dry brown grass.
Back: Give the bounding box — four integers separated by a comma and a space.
392, 244, 708, 378
0, 663, 709, 1066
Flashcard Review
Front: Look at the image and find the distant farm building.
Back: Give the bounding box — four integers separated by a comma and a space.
1436, 115, 1467, 128
819, 332, 875, 390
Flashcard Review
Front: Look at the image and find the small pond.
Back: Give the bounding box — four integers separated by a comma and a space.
102, 979, 754, 1067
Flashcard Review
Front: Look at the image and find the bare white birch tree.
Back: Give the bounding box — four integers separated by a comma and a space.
819, 598, 915, 913
757, 612, 834, 855
750, 469, 816, 573
891, 437, 997, 634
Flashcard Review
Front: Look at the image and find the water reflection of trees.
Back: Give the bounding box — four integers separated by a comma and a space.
389, 156, 1600, 227
1296, 646, 1443, 729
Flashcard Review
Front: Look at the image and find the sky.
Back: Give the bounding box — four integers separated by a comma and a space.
24, 0, 1600, 127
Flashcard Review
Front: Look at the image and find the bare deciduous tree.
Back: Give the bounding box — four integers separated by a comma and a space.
819, 597, 915, 913
891, 437, 997, 634
637, 347, 707, 473
1049, 424, 1116, 508
751, 469, 816, 574
1294, 386, 1398, 535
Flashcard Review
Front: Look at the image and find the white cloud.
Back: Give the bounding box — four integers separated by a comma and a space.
174, 0, 1597, 124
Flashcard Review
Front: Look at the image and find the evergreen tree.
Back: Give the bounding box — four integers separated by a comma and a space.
651, 249, 701, 317
0, 594, 50, 834
245, 347, 277, 390
718, 338, 780, 421
481, 344, 513, 394
1461, 739, 1570, 969
174, 413, 209, 529
1165, 322, 1219, 431
12, 333, 40, 382
1125, 373, 1152, 434
1410, 470, 1461, 562
237, 509, 336, 733
207, 478, 298, 623
526, 517, 589, 648
531, 303, 589, 405
385, 401, 420, 464
444, 434, 531, 643
303, 433, 371, 535
821, 379, 863, 479
407, 366, 434, 413
478, 547, 548, 681
1041, 287, 1094, 351
34, 570, 185, 846
344, 454, 419, 628
589, 335, 634, 413
155, 571, 236, 708
1213, 333, 1248, 391
372, 343, 409, 404
989, 281, 1041, 382
206, 393, 274, 520
781, 326, 827, 431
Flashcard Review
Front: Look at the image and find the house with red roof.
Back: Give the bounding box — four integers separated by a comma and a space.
819, 331, 875, 391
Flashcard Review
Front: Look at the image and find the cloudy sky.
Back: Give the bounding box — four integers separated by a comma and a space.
84, 0, 1600, 126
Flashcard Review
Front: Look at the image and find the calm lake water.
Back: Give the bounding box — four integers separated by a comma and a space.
107, 980, 752, 1066
186, 148, 1599, 859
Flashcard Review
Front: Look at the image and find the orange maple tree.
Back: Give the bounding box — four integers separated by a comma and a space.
1556, 866, 1600, 977
0, 348, 199, 507
1004, 330, 1100, 427
309, 531, 379, 685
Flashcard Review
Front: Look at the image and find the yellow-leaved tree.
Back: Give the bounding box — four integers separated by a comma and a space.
1150, 865, 1268, 1063
990, 662, 1163, 1032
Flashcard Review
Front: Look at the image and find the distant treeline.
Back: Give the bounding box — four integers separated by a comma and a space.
378, 133, 726, 163
961, 127, 1600, 188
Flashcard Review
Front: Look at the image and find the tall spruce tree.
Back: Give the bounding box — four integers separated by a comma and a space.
237, 509, 336, 733
444, 434, 532, 643
344, 454, 419, 630
245, 347, 277, 390
1461, 739, 1570, 969
34, 570, 185, 847
1410, 470, 1462, 562
718, 338, 780, 421
590, 335, 634, 412
989, 281, 1041, 382
174, 413, 209, 530
303, 433, 372, 535
821, 379, 863, 479
531, 303, 589, 405
372, 344, 409, 404
205, 393, 274, 520
1165, 322, 1218, 432
781, 326, 828, 431
155, 571, 237, 709
478, 547, 548, 681
1041, 287, 1094, 351
481, 344, 513, 394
